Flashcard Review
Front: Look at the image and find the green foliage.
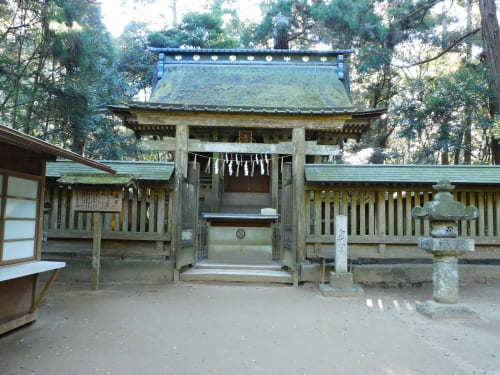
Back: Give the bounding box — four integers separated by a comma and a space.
391, 64, 494, 163
0, 0, 137, 159
0, 0, 497, 164
146, 10, 239, 49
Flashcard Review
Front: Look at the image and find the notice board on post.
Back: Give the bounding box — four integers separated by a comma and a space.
73, 189, 122, 212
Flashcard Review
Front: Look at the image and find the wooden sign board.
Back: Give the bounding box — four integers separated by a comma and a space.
239, 131, 252, 143
74, 189, 122, 212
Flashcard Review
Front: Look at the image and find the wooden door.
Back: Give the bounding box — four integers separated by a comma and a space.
224, 174, 270, 193
176, 162, 199, 270
280, 162, 296, 270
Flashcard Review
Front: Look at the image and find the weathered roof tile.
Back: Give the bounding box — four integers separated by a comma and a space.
305, 164, 500, 185
47, 160, 175, 181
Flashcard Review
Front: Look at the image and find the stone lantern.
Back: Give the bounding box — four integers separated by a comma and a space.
412, 180, 478, 318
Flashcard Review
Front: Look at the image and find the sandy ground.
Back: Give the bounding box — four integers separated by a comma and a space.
0, 281, 499, 375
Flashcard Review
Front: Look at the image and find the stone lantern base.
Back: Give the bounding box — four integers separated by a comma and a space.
415, 237, 478, 319
416, 300, 479, 320
319, 272, 364, 297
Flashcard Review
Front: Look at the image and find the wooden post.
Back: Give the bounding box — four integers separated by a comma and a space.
156, 188, 166, 251
31, 269, 59, 313
314, 191, 322, 235
91, 212, 102, 291
377, 191, 386, 236
50, 187, 59, 230
212, 152, 221, 211
293, 127, 306, 264
350, 191, 357, 236
271, 157, 279, 210
478, 192, 485, 237
325, 190, 331, 235
359, 191, 366, 236
487, 192, 494, 237
397, 191, 403, 236
173, 124, 189, 273
405, 191, 412, 236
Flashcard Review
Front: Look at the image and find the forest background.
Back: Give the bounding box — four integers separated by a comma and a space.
1, 0, 500, 165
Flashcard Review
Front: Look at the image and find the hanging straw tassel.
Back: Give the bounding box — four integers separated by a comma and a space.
214, 158, 219, 175
194, 154, 197, 169
204, 157, 211, 174
281, 156, 284, 177
244, 160, 248, 176
228, 159, 233, 176
251, 159, 255, 177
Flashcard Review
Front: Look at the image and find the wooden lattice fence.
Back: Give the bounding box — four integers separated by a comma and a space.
305, 185, 500, 258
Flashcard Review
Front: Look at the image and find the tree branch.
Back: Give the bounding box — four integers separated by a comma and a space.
394, 27, 481, 68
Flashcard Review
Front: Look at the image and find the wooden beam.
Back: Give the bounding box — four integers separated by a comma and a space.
141, 138, 341, 156
0, 313, 37, 336
172, 124, 189, 270
30, 269, 59, 313
132, 110, 350, 130
212, 152, 221, 211
91, 212, 102, 291
293, 127, 306, 264
271, 158, 279, 210
46, 229, 171, 241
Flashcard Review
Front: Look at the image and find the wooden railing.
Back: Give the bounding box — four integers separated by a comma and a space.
304, 185, 500, 258
43, 183, 173, 244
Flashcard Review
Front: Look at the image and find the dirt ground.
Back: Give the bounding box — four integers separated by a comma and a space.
0, 281, 499, 375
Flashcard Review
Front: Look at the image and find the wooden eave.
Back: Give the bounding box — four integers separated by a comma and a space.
109, 105, 384, 137
0, 125, 115, 174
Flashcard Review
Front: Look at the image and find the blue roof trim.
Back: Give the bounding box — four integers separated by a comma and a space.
148, 47, 354, 55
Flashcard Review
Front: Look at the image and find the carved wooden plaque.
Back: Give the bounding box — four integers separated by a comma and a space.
74, 189, 122, 212
238, 131, 252, 143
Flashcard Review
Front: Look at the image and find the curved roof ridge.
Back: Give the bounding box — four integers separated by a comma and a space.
148, 47, 354, 55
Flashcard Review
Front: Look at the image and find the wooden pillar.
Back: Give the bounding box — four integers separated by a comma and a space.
293, 127, 306, 264
156, 188, 166, 251
172, 124, 189, 273
91, 212, 102, 291
271, 156, 279, 210
212, 152, 221, 212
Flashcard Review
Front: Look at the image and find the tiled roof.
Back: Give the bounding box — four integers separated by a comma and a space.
305, 164, 500, 185
46, 160, 175, 181
111, 102, 385, 116
56, 174, 136, 186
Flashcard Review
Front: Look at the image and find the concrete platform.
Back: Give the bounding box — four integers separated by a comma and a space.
180, 267, 293, 284
319, 283, 364, 297
416, 300, 479, 320
196, 260, 281, 271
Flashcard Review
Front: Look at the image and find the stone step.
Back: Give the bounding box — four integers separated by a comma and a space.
180, 268, 293, 284
195, 261, 281, 271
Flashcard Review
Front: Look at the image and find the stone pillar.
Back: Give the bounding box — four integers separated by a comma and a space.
433, 256, 459, 304
334, 215, 348, 273
292, 127, 306, 265
173, 124, 189, 274
320, 215, 363, 297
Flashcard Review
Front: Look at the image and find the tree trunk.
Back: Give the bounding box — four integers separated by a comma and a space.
463, 0, 473, 164
479, 0, 500, 164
